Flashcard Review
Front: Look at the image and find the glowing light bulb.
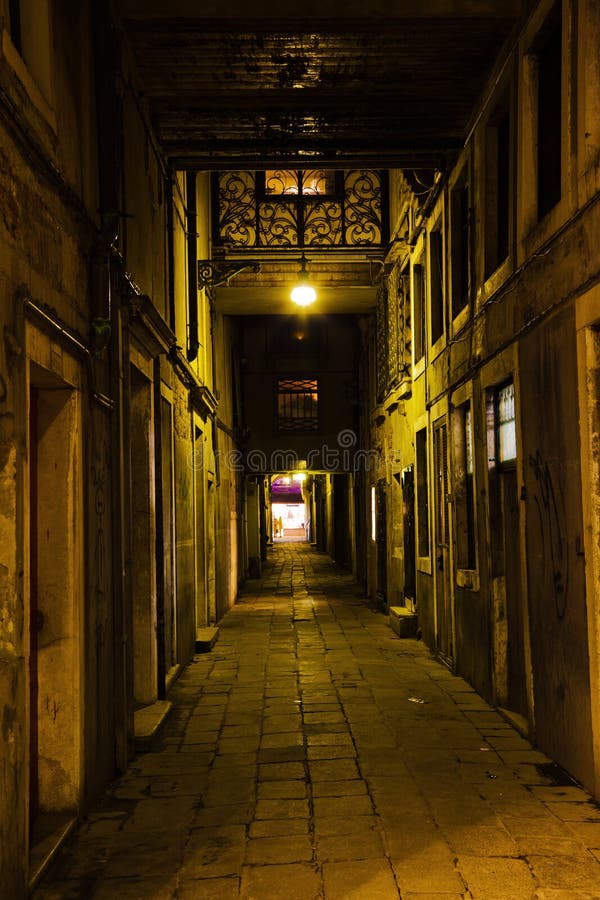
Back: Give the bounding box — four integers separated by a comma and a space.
291, 255, 316, 306
291, 283, 316, 306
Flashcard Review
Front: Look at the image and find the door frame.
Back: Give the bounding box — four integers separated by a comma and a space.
430, 398, 455, 666
576, 283, 600, 797
24, 323, 85, 843
480, 345, 534, 730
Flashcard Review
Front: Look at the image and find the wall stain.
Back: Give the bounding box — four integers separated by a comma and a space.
529, 449, 569, 619
91, 431, 109, 630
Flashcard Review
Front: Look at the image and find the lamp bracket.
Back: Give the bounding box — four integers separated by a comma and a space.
198, 260, 261, 289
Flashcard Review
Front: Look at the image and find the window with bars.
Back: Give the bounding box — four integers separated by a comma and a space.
277, 378, 319, 432
496, 381, 517, 464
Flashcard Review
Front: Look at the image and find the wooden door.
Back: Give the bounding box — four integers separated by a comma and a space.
502, 468, 528, 716
401, 466, 416, 603
433, 419, 453, 662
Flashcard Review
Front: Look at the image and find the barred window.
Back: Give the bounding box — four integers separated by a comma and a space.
277, 379, 319, 432
497, 381, 516, 464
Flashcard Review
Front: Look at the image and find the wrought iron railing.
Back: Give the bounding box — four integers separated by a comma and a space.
213, 169, 387, 251
375, 264, 412, 404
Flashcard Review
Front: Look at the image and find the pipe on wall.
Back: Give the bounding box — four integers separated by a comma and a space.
186, 171, 199, 362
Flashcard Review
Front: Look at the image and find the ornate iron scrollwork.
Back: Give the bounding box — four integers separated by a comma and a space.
376, 283, 388, 404
215, 169, 384, 249
197, 261, 261, 289
344, 170, 382, 245
258, 201, 298, 246
218, 172, 257, 248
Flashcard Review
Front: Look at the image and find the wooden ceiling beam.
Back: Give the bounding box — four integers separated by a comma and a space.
119, 0, 523, 21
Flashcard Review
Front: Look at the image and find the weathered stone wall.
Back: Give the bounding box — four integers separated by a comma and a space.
0, 4, 104, 891
367, 1, 600, 794
0, 6, 220, 894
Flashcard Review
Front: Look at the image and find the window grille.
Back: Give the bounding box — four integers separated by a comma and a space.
497, 381, 516, 463
277, 378, 319, 432
215, 169, 385, 249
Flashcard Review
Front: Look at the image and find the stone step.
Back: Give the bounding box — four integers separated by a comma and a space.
195, 625, 219, 653
389, 605, 418, 638
134, 699, 172, 750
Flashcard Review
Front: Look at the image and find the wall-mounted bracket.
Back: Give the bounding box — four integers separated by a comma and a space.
197, 260, 262, 289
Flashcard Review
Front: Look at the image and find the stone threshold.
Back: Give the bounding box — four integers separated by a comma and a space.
29, 814, 77, 893
389, 605, 419, 638
195, 625, 219, 653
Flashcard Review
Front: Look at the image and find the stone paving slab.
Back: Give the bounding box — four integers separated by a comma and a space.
32, 545, 600, 899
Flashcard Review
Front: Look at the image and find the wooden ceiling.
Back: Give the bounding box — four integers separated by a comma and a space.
117, 0, 523, 171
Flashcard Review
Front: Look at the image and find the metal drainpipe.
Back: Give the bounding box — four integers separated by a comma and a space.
114, 298, 135, 764
153, 358, 167, 700
186, 171, 199, 362
166, 173, 176, 333
110, 298, 125, 770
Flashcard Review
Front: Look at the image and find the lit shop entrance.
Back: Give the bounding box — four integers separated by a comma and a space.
271, 475, 308, 542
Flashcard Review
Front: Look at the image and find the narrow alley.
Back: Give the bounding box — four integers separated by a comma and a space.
33, 546, 600, 900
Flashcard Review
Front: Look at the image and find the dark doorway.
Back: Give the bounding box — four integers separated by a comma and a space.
333, 474, 351, 567
433, 418, 453, 663
402, 466, 416, 603
488, 382, 528, 718
376, 478, 387, 608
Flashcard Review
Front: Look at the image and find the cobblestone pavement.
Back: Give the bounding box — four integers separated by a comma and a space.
34, 546, 600, 899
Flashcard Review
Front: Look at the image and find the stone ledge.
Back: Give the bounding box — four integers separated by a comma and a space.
389, 606, 418, 638
134, 700, 172, 750
196, 626, 219, 653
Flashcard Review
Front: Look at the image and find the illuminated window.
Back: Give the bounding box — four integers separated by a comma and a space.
496, 381, 517, 464
264, 170, 337, 196
277, 378, 319, 432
